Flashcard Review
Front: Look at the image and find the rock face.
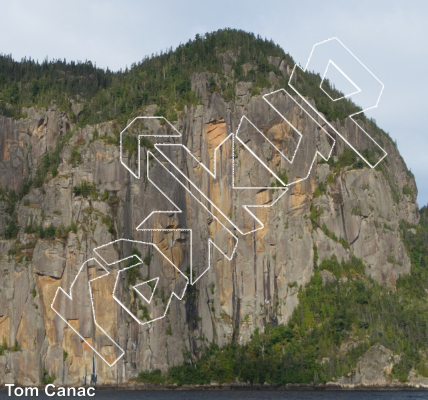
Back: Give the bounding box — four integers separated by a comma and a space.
0, 107, 70, 191
329, 344, 399, 387
329, 345, 428, 389
0, 60, 419, 386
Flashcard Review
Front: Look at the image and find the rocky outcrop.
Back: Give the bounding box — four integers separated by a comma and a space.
328, 344, 428, 389
328, 344, 400, 387
408, 370, 428, 388
0, 58, 419, 386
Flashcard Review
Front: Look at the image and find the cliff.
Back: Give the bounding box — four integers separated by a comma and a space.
0, 30, 422, 387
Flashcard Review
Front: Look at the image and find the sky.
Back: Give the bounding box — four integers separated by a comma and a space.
1, 0, 427, 207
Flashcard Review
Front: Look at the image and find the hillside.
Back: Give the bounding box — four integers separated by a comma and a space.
0, 29, 426, 388
0, 29, 361, 126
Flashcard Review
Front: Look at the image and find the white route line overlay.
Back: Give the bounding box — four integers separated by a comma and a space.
320, 60, 361, 102
119, 115, 291, 284
94, 239, 189, 326
134, 277, 159, 304
235, 90, 337, 190
52, 240, 189, 367
51, 258, 124, 367
53, 37, 388, 367
289, 37, 387, 168
139, 148, 238, 285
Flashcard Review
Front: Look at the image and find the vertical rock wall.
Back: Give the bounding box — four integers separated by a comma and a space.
0, 73, 418, 385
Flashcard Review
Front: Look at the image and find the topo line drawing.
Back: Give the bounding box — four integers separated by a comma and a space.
52, 37, 387, 367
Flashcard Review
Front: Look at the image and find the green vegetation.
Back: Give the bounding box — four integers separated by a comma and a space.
321, 223, 350, 249
0, 338, 21, 355
138, 302, 151, 322
0, 30, 399, 243
10, 339, 20, 352
1, 29, 369, 131
69, 146, 83, 167
143, 256, 422, 384
0, 28, 421, 384
308, 203, 350, 250
143, 252, 152, 265
398, 206, 428, 292
137, 207, 428, 384
292, 68, 363, 123
309, 203, 323, 228
101, 215, 114, 234
320, 146, 385, 176
276, 169, 288, 186
72, 180, 98, 198
0, 187, 24, 239
23, 220, 77, 240
123, 135, 139, 159
0, 338, 7, 356
33, 129, 74, 188
101, 189, 109, 201
126, 247, 143, 285
24, 222, 54, 239
402, 185, 413, 198
326, 173, 335, 183
138, 369, 164, 384
321, 224, 339, 242
4, 219, 19, 239
352, 205, 362, 215
374, 157, 406, 205
313, 181, 326, 198
42, 366, 56, 385
41, 224, 55, 238
339, 237, 350, 249
320, 148, 367, 173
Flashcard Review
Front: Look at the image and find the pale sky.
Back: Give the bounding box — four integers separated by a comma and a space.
1, 0, 427, 207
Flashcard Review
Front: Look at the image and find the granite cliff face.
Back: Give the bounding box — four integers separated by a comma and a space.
0, 54, 419, 386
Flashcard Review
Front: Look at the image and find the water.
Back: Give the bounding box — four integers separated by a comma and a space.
1, 390, 428, 399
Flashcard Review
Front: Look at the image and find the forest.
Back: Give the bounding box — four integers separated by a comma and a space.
137, 207, 428, 385
0, 28, 422, 385
0, 28, 365, 128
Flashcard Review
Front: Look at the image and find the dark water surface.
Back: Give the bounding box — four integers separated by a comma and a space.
2, 390, 428, 399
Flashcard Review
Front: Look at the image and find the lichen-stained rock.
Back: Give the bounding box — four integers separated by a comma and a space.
0, 63, 420, 386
